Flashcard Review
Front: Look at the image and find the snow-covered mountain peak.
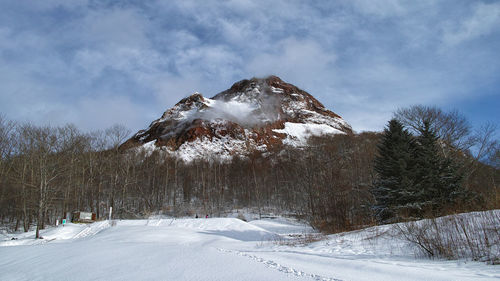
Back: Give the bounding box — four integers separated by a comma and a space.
120, 76, 352, 161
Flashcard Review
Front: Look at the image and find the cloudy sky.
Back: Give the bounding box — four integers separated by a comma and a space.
1, 0, 499, 133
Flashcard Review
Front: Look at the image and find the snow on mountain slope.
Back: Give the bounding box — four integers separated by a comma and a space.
0, 213, 498, 281
273, 122, 345, 146
120, 76, 352, 161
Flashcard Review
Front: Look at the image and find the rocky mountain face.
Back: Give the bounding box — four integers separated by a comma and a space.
120, 76, 352, 161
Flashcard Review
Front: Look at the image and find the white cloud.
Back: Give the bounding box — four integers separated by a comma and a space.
0, 0, 498, 133
347, 0, 407, 18
148, 74, 205, 106
78, 7, 151, 49
175, 45, 243, 79
246, 38, 336, 87
73, 96, 150, 132
443, 2, 500, 46
73, 47, 164, 79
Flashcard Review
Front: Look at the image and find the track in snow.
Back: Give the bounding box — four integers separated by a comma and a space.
218, 248, 342, 281
73, 221, 110, 239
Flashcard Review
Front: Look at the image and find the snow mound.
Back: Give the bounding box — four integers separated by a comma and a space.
116, 217, 275, 242
248, 217, 313, 235
0, 221, 111, 247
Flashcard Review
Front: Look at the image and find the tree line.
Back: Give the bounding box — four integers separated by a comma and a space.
0, 105, 498, 237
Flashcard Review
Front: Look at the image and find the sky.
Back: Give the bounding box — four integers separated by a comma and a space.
0, 0, 499, 134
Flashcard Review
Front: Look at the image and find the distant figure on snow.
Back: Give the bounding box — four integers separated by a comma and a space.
195, 214, 198, 218
205, 214, 208, 218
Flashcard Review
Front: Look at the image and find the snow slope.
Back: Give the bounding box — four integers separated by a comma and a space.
0, 216, 498, 281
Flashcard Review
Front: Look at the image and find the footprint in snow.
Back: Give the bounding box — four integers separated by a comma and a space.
218, 248, 342, 281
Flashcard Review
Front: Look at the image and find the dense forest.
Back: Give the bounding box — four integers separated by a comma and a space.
0, 105, 498, 237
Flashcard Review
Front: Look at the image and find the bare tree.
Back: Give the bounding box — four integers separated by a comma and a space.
13, 124, 67, 238
105, 124, 131, 151
0, 116, 16, 226
394, 105, 472, 150
470, 122, 498, 164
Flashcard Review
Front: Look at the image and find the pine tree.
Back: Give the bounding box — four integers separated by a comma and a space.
413, 121, 464, 217
372, 119, 417, 222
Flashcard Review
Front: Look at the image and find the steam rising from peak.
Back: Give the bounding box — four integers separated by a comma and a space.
203, 99, 259, 126
182, 96, 279, 127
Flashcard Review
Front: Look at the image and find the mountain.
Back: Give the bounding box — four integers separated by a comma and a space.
120, 76, 352, 161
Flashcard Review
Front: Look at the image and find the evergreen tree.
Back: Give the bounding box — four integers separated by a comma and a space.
413, 121, 465, 217
372, 119, 417, 222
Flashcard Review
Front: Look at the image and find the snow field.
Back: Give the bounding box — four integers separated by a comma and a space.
0, 214, 498, 281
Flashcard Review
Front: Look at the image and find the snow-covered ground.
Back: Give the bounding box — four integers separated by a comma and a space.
0, 215, 498, 281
